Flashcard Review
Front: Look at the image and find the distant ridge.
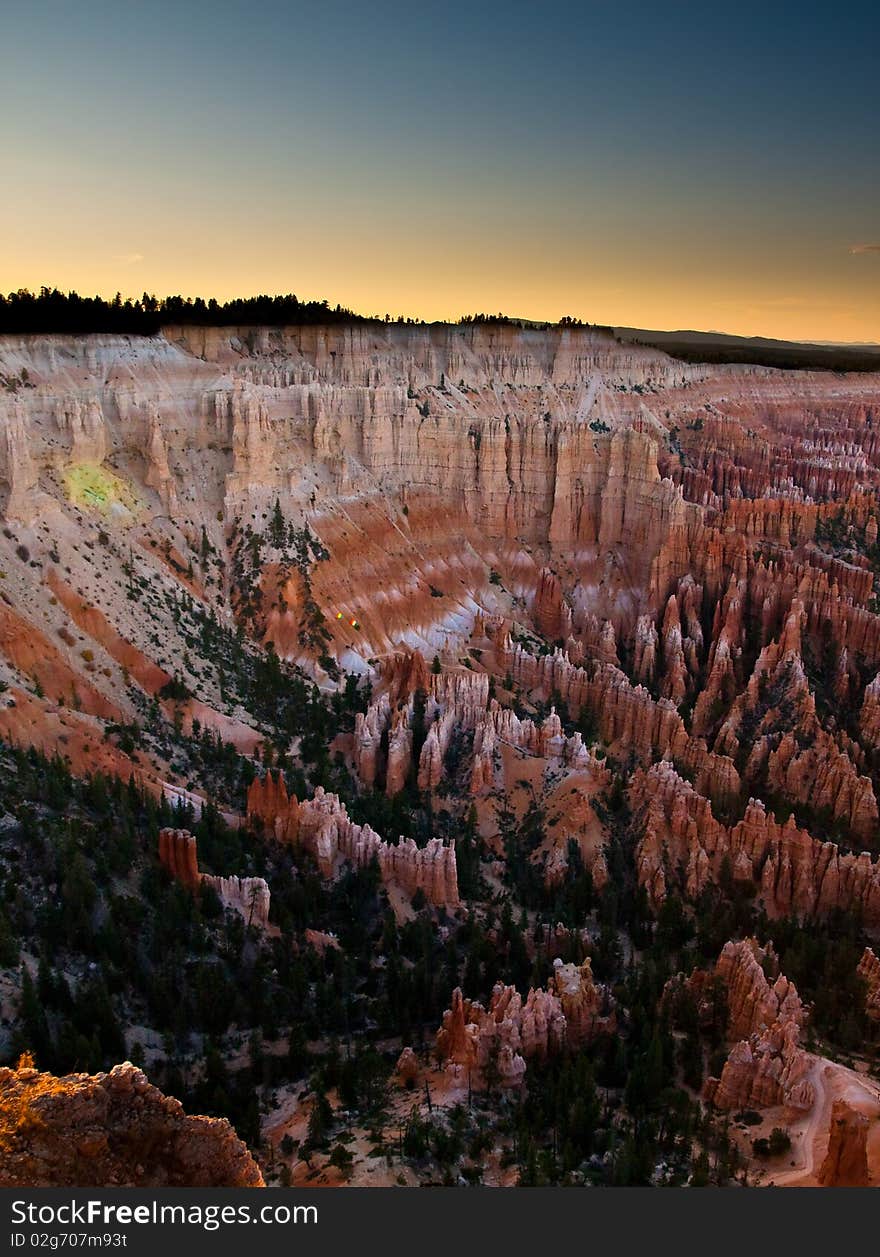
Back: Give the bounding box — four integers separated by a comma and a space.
615, 325, 880, 373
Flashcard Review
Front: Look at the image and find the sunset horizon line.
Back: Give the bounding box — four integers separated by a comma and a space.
3, 282, 878, 349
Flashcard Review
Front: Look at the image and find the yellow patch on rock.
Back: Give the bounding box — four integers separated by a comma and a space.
63, 462, 141, 519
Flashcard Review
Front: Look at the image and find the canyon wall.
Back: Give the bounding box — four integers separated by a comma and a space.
3, 325, 878, 651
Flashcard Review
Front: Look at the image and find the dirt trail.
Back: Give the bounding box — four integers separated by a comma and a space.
770, 1057, 880, 1187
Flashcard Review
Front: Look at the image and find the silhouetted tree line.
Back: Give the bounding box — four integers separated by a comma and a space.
631, 333, 880, 374
0, 289, 611, 338
458, 312, 592, 328
458, 312, 526, 326
0, 287, 374, 335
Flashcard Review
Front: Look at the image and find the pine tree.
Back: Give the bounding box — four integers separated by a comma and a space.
270, 498, 286, 550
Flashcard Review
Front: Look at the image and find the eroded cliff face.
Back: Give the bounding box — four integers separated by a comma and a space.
4, 324, 877, 661
2, 326, 880, 920
0, 1060, 264, 1187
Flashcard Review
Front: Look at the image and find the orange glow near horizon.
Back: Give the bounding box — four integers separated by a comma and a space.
3, 253, 878, 345
3, 195, 878, 346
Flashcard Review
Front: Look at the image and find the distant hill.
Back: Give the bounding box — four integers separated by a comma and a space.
614, 326, 880, 373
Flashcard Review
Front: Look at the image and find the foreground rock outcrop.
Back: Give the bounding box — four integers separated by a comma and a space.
0, 1060, 264, 1186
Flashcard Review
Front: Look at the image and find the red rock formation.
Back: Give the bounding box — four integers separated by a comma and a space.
529, 922, 593, 960
158, 828, 271, 927
383, 649, 431, 704
549, 956, 607, 1043
351, 664, 492, 796
632, 761, 880, 926
385, 707, 413, 797
859, 673, 880, 747
701, 940, 814, 1114
352, 695, 389, 788
499, 637, 742, 811
697, 594, 879, 842
158, 827, 200, 888
659, 594, 688, 705
394, 1047, 420, 1085
818, 1101, 871, 1186
0, 1061, 264, 1186
435, 958, 611, 1089
247, 777, 459, 907
303, 928, 341, 955
766, 730, 877, 842
858, 947, 880, 1022
633, 614, 658, 685
469, 702, 601, 795
715, 938, 807, 1041
533, 568, 571, 641
246, 772, 300, 842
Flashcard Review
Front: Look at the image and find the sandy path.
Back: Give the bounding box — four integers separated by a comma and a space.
769, 1057, 829, 1187
770, 1057, 880, 1187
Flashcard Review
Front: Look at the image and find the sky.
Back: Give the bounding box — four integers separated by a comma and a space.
2, 0, 879, 342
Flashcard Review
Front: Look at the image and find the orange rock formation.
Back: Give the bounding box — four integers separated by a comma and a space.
858, 947, 880, 1022
817, 1100, 871, 1186
0, 1060, 264, 1187
435, 957, 612, 1089
247, 775, 459, 907
701, 940, 814, 1114
158, 828, 271, 927
631, 761, 880, 926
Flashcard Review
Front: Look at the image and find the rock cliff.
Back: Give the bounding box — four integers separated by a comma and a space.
0, 1060, 264, 1187
817, 1100, 871, 1186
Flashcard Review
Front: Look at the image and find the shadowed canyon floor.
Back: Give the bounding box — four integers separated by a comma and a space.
1, 322, 879, 1185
